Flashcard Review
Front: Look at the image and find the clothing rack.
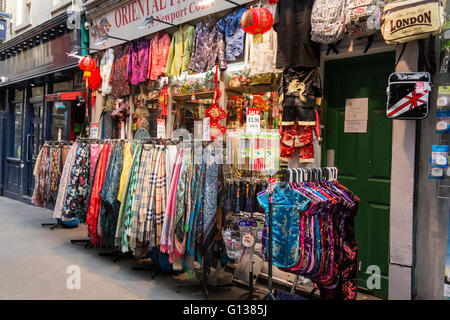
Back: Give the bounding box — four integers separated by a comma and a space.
263, 167, 338, 300
39, 140, 73, 230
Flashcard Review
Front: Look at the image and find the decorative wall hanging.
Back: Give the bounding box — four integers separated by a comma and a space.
205, 64, 226, 140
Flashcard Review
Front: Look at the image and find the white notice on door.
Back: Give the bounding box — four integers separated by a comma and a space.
344, 120, 367, 133
345, 98, 368, 121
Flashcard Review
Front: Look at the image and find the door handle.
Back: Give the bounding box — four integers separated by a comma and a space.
26, 134, 34, 163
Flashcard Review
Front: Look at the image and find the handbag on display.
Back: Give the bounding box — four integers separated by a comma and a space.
344, 0, 385, 39
386, 72, 431, 119
380, 0, 446, 44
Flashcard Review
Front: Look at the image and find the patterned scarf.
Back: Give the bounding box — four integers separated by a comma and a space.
53, 142, 78, 219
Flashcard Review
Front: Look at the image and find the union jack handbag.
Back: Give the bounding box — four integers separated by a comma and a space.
386, 72, 431, 120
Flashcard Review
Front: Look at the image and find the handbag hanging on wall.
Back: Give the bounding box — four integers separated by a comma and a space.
380, 0, 446, 44
386, 72, 431, 119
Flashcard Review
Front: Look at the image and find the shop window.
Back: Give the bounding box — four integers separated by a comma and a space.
13, 102, 23, 159
15, 0, 30, 29
51, 101, 66, 141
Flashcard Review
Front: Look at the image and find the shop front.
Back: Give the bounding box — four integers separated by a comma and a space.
0, 13, 87, 202
21, 0, 449, 300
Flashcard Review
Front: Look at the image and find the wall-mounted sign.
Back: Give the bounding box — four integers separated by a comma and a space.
89, 0, 252, 50
344, 98, 368, 133
0, 19, 7, 41
55, 102, 66, 110
0, 32, 79, 86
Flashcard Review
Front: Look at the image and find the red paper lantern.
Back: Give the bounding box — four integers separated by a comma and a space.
87, 67, 102, 91
78, 56, 97, 74
78, 56, 97, 88
268, 0, 278, 4
241, 7, 274, 41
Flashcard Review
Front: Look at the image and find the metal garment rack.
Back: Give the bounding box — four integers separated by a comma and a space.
262, 167, 338, 300
40, 140, 74, 230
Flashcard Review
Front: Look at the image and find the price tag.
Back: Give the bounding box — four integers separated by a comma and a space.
246, 108, 261, 134
157, 119, 166, 138
416, 82, 425, 94
90, 123, 98, 139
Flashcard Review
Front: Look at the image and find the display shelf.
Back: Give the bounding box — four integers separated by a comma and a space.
226, 84, 279, 96
173, 90, 215, 101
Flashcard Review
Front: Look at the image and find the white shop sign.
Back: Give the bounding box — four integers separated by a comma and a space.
90, 0, 252, 50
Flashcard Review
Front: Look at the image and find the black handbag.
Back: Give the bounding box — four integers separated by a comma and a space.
386, 72, 431, 120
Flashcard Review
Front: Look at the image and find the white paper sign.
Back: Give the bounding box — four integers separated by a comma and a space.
344, 120, 367, 133
246, 108, 261, 134
157, 118, 166, 138
90, 123, 98, 139
345, 98, 368, 133
345, 98, 368, 121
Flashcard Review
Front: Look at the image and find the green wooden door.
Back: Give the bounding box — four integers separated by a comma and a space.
322, 52, 395, 299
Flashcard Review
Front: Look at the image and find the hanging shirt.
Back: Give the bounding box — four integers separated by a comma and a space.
244, 4, 278, 76
217, 8, 247, 62
165, 24, 195, 77
257, 182, 310, 268
189, 18, 227, 73
100, 49, 114, 95
273, 0, 320, 68
110, 44, 131, 98
127, 40, 150, 85
148, 32, 171, 80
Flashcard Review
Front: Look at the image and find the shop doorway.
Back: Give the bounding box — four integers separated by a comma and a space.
24, 89, 45, 198
323, 52, 395, 299
4, 88, 25, 200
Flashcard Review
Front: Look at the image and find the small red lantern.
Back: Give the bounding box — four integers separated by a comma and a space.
268, 0, 278, 4
241, 7, 274, 43
78, 56, 97, 88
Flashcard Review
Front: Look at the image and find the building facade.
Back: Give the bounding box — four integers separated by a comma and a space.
0, 0, 448, 301
0, 0, 89, 201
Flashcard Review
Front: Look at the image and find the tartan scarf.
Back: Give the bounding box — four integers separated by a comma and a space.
147, 145, 164, 248
155, 147, 167, 247
130, 144, 153, 253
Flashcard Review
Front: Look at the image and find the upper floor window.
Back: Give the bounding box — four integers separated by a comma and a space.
16, 0, 30, 27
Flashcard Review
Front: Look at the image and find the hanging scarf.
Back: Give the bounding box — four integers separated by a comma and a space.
63, 143, 91, 223
117, 144, 143, 253
87, 143, 111, 247
130, 144, 154, 255
100, 143, 124, 248
53, 142, 78, 219
160, 149, 183, 257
